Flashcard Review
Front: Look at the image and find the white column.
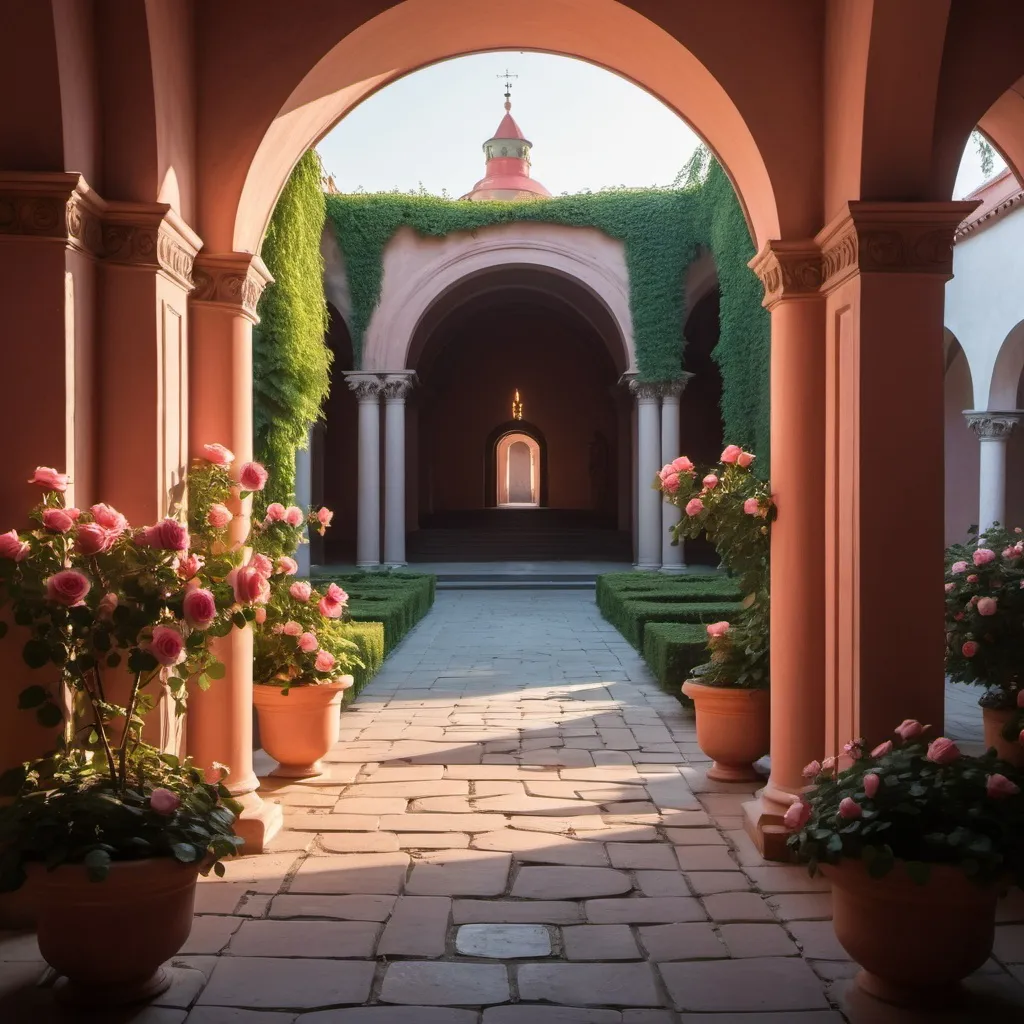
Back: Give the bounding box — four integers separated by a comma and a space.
660, 375, 693, 573
294, 425, 313, 575
345, 372, 383, 568
966, 411, 1021, 531
631, 379, 663, 570
384, 372, 416, 567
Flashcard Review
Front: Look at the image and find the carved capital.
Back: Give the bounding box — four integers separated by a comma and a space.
0, 172, 105, 256
748, 240, 822, 309
628, 379, 666, 403
817, 201, 979, 293
191, 252, 274, 323
383, 373, 416, 401
344, 372, 384, 401
102, 203, 202, 291
965, 411, 1021, 440
658, 373, 695, 401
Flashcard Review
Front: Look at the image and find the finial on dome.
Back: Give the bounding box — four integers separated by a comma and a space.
498, 68, 517, 111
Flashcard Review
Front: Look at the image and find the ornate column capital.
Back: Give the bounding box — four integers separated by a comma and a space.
748, 240, 822, 309
191, 252, 273, 323
344, 371, 384, 401
964, 411, 1022, 440
383, 372, 417, 401
659, 373, 695, 401
626, 376, 692, 402
816, 200, 979, 293
102, 202, 202, 291
0, 172, 105, 256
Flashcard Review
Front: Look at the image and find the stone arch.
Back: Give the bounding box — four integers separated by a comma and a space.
943, 329, 978, 545
989, 319, 1024, 410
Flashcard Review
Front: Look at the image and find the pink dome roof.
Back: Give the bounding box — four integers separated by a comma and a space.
461, 98, 551, 202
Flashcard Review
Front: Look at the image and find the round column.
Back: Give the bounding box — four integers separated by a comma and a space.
631, 380, 663, 571
660, 376, 692, 573
294, 426, 313, 575
346, 373, 383, 568
966, 412, 1021, 532
384, 373, 415, 567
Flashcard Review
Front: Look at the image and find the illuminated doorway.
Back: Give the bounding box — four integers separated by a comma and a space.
496, 431, 541, 506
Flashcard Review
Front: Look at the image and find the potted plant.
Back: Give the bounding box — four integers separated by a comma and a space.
945, 524, 1024, 765
787, 721, 1024, 1006
0, 466, 249, 1005
659, 445, 774, 781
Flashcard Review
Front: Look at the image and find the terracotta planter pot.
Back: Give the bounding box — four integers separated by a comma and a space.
822, 860, 999, 1006
253, 680, 347, 778
680, 680, 769, 782
30, 858, 199, 1005
982, 707, 1024, 767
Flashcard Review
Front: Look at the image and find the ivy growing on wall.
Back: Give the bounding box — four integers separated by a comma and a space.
252, 150, 331, 508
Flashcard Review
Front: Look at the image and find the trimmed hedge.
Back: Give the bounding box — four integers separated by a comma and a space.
337, 621, 385, 698
643, 622, 709, 693
615, 600, 740, 649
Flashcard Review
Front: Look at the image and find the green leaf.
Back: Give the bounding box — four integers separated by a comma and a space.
206, 661, 226, 681
213, 860, 226, 877
84, 848, 111, 882
232, 611, 247, 630
171, 843, 198, 864
17, 685, 49, 709
826, 833, 844, 855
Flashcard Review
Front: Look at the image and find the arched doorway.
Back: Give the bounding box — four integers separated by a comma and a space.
497, 432, 540, 506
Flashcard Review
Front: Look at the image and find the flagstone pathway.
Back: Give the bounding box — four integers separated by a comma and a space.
2, 590, 1023, 1022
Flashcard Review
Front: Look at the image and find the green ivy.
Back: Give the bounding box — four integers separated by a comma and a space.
253, 151, 331, 509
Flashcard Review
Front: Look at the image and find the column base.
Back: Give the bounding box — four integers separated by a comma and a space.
633, 562, 661, 571
232, 789, 283, 854
742, 790, 797, 862
659, 564, 688, 575
384, 560, 407, 569
355, 560, 381, 570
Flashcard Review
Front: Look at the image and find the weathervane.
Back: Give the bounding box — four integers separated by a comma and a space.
497, 68, 518, 106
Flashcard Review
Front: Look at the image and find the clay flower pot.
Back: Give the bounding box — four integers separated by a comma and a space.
681, 680, 769, 782
822, 860, 1000, 1006
30, 858, 200, 1005
253, 679, 348, 778
982, 707, 1024, 767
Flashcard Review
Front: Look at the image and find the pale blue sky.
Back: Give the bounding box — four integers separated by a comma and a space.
316, 51, 1001, 201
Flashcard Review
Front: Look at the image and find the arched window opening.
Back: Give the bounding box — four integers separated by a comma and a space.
496, 431, 541, 506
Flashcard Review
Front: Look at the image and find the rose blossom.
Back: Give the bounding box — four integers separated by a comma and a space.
743, 497, 760, 515
148, 625, 186, 667
143, 518, 189, 551
1017, 690, 1024, 709
926, 737, 961, 764
954, 612, 965, 621
967, 574, 979, 584
977, 596, 998, 616
986, 773, 1020, 799
284, 506, 304, 527
802, 760, 821, 778
863, 773, 881, 799
29, 467, 68, 492
176, 552, 204, 581
290, 580, 312, 602
207, 503, 233, 529
706, 621, 730, 638
254, 605, 267, 624
202, 443, 234, 466
843, 738, 864, 758
249, 553, 273, 578
671, 456, 694, 473
950, 560, 967, 574
183, 588, 218, 630
720, 444, 742, 464
685, 498, 704, 517
0, 529, 30, 561
661, 472, 681, 494
944, 582, 955, 593
45, 569, 91, 606
314, 649, 336, 673
76, 523, 116, 555
783, 799, 811, 830
821, 756, 836, 770
97, 592, 118, 620
973, 548, 996, 566
276, 556, 298, 575
283, 620, 302, 636
319, 596, 344, 619
228, 565, 270, 605
962, 640, 979, 658
265, 503, 286, 523
895, 719, 925, 740
325, 583, 348, 605
317, 507, 334, 528
149, 787, 181, 815
90, 503, 127, 534
237, 461, 269, 491
702, 474, 718, 489
871, 740, 893, 758
42, 508, 75, 533
298, 632, 318, 653
837, 797, 862, 820
736, 451, 755, 469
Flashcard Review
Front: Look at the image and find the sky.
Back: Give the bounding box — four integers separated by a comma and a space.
316, 51, 1003, 201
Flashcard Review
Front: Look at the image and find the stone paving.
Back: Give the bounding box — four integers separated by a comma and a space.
1, 590, 1023, 1022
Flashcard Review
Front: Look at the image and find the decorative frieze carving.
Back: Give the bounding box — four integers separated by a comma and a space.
964, 411, 1021, 441
344, 372, 385, 401
383, 373, 416, 401
191, 253, 273, 323
102, 203, 202, 291
748, 241, 821, 309
0, 173, 105, 256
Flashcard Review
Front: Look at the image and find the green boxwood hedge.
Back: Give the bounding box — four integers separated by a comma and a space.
337, 620, 385, 698
642, 622, 709, 695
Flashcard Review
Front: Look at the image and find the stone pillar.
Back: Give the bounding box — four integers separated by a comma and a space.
631, 379, 663, 571
660, 376, 693, 573
188, 252, 282, 853
294, 425, 313, 576
383, 372, 416, 567
965, 412, 1021, 531
345, 372, 383, 568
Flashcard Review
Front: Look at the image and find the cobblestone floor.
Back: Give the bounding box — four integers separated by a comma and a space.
1, 591, 1023, 1022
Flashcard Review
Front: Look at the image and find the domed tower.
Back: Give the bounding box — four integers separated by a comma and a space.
460, 85, 552, 202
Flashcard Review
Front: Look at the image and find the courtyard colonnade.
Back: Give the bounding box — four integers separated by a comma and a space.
2, 0, 1024, 860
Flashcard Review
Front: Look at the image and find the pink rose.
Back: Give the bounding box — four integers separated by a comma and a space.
944, 582, 955, 593
743, 498, 760, 516
207, 503, 233, 529
284, 506, 304, 527
1003, 546, 1018, 559
967, 575, 979, 584
821, 756, 836, 771
950, 560, 968, 574
317, 507, 334, 528
954, 612, 965, 621
736, 451, 755, 469
962, 640, 979, 658
685, 498, 704, 517
202, 443, 234, 466
45, 569, 91, 606
325, 583, 348, 605
783, 799, 811, 830
42, 508, 75, 533
90, 503, 127, 534
276, 556, 298, 576
314, 649, 336, 673
837, 797, 862, 820
720, 445, 742, 464
863, 773, 880, 799
706, 621, 730, 638
0, 529, 30, 561
237, 461, 269, 491
702, 474, 718, 489
249, 553, 273, 578
148, 624, 186, 667
672, 456, 694, 473
843, 738, 864, 759
28, 467, 68, 492
183, 588, 218, 630
228, 565, 270, 605
871, 740, 893, 758
97, 592, 118, 620
283, 620, 302, 636
75, 523, 116, 555
801, 760, 821, 778
290, 581, 312, 602
149, 787, 181, 815
177, 552, 204, 581
319, 597, 344, 619
662, 472, 681, 494
926, 737, 961, 764
1017, 689, 1024, 709
977, 597, 998, 616
143, 518, 189, 551
265, 503, 286, 523
895, 719, 924, 741
973, 548, 996, 566
298, 631, 318, 652
986, 773, 1020, 799
254, 606, 267, 624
